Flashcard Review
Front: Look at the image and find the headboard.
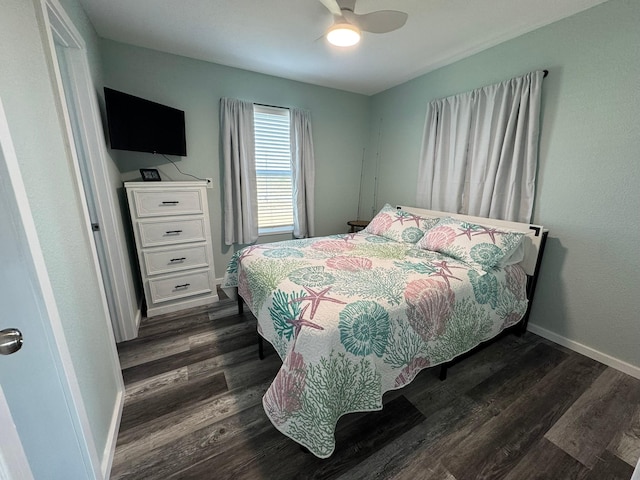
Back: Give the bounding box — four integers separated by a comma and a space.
397, 206, 546, 277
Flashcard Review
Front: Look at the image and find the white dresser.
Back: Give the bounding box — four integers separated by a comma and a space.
125, 181, 218, 317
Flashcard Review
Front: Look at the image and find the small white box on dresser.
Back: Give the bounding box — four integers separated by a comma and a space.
125, 181, 218, 317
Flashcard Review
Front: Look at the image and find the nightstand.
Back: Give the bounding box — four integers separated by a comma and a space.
347, 220, 369, 233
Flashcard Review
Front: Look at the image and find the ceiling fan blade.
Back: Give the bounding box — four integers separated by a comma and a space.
343, 10, 408, 34
318, 0, 342, 17
336, 0, 357, 12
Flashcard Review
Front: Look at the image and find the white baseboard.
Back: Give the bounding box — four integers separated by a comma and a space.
528, 323, 640, 380
101, 386, 124, 479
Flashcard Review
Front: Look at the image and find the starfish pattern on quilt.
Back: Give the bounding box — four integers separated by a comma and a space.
456, 224, 477, 240
432, 260, 466, 276
392, 211, 422, 226
431, 268, 462, 286
238, 244, 266, 261
472, 226, 501, 243
287, 304, 324, 341
290, 286, 346, 320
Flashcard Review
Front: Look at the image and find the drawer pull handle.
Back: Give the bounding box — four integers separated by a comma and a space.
165, 230, 183, 235
170, 257, 186, 262
175, 283, 190, 289
161, 201, 180, 205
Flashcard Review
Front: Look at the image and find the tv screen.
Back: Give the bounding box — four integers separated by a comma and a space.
104, 87, 187, 156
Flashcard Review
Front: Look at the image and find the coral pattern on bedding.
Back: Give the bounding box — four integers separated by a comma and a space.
222, 232, 528, 458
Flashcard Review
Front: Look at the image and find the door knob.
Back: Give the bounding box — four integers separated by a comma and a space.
0, 328, 23, 355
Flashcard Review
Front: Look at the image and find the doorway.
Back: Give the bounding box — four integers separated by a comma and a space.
44, 0, 140, 342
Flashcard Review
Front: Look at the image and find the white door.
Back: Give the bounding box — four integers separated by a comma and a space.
0, 99, 96, 477
43, 0, 139, 341
0, 385, 32, 480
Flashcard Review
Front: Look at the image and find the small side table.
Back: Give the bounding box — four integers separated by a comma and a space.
347, 220, 369, 233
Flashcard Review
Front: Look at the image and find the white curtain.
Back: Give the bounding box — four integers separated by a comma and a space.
220, 98, 258, 245
416, 92, 473, 214
290, 108, 315, 238
416, 71, 544, 223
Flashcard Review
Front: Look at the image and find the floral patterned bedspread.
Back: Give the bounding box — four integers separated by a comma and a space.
221, 232, 528, 458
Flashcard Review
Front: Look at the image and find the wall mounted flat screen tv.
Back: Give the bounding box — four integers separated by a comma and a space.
104, 87, 187, 156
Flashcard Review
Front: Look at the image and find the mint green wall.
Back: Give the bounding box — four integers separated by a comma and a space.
1, 0, 122, 474
99, 40, 370, 278
366, 0, 639, 369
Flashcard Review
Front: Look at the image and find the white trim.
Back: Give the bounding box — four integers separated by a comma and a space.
259, 225, 294, 235
37, 0, 127, 477
527, 323, 640, 380
632, 456, 640, 480
100, 388, 124, 479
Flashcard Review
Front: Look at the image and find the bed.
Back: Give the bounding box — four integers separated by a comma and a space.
221, 205, 547, 458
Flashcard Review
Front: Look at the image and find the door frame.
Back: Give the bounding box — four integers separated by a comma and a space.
41, 0, 140, 342
35, 0, 126, 475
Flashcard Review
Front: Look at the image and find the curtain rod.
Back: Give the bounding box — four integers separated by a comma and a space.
254, 102, 289, 110
256, 72, 548, 109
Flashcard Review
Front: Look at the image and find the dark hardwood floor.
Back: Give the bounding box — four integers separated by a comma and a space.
112, 294, 640, 479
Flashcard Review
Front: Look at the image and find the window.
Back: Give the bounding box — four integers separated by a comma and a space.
253, 105, 293, 235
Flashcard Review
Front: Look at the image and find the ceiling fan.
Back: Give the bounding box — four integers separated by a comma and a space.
318, 0, 408, 47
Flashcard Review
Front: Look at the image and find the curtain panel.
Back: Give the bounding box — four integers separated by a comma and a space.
290, 108, 315, 238
220, 98, 258, 246
416, 71, 544, 223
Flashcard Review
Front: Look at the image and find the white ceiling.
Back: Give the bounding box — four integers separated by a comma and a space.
78, 0, 607, 96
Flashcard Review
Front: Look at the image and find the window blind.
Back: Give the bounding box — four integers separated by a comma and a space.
253, 105, 293, 233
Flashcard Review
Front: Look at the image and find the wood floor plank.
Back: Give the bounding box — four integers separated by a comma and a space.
405, 334, 543, 418
112, 297, 640, 480
119, 371, 228, 433
115, 379, 272, 465
393, 354, 604, 480
175, 395, 425, 480
111, 403, 273, 480
338, 395, 479, 480
117, 334, 190, 370
465, 342, 568, 406
441, 354, 606, 480
502, 438, 589, 480
121, 320, 257, 385
608, 403, 640, 467
584, 450, 634, 480
545, 367, 640, 468
222, 349, 281, 390
345, 343, 565, 480
137, 302, 240, 338
187, 317, 257, 348
372, 353, 592, 480
124, 366, 189, 404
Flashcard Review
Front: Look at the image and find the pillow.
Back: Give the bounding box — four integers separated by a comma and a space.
498, 240, 525, 267
416, 216, 525, 271
363, 204, 440, 244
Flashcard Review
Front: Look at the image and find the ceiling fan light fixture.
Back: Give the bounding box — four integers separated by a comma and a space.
326, 23, 361, 47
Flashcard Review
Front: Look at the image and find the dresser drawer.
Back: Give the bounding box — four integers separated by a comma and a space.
138, 217, 207, 247
148, 270, 214, 304
131, 189, 205, 218
142, 244, 209, 276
